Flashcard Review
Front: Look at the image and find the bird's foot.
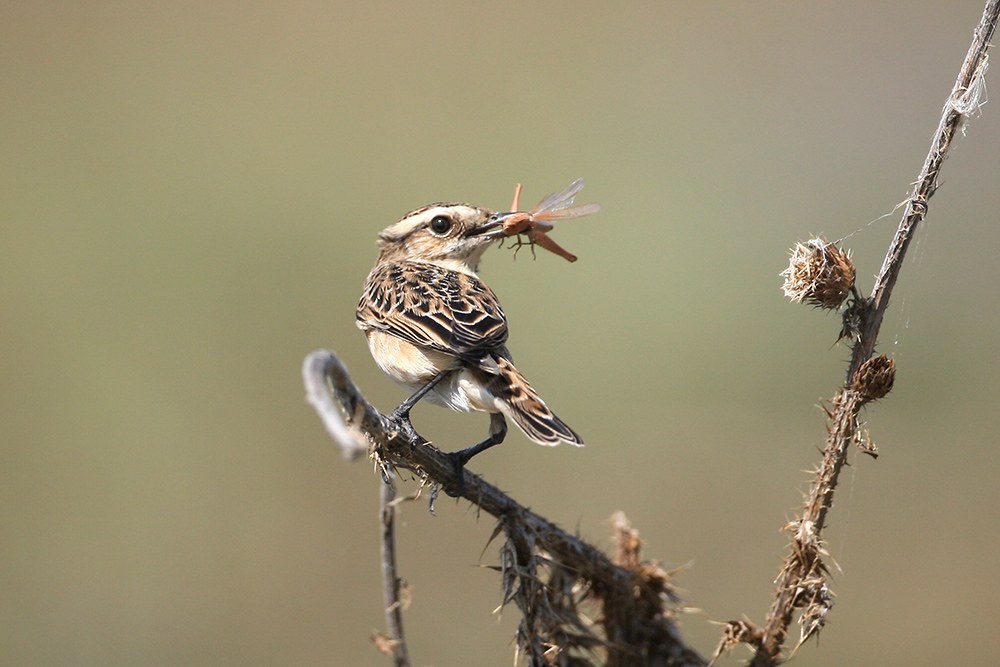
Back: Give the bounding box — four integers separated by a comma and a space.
442, 436, 500, 497
385, 408, 421, 446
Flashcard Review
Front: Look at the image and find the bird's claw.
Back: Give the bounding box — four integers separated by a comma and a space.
385, 409, 420, 447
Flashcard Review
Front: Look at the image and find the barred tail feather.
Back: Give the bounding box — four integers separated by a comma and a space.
507, 402, 585, 447
489, 357, 584, 447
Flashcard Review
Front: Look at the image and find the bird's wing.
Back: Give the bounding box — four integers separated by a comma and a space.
357, 262, 508, 364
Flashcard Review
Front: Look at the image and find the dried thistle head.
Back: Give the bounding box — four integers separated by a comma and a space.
610, 512, 680, 605
854, 354, 896, 400
781, 238, 856, 310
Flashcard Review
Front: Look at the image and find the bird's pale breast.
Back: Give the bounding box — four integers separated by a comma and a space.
365, 330, 504, 414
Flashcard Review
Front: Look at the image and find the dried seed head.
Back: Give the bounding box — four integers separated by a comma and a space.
855, 354, 896, 400
781, 238, 856, 310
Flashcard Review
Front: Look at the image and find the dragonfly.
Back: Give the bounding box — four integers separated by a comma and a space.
491, 178, 601, 262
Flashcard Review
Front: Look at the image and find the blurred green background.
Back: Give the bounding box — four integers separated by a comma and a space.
4, 1, 999, 665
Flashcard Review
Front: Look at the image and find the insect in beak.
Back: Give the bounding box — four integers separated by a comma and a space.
494, 179, 601, 263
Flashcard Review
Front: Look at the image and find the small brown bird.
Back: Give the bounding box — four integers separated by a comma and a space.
356, 200, 584, 482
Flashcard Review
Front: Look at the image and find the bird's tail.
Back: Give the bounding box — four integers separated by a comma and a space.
487, 356, 584, 446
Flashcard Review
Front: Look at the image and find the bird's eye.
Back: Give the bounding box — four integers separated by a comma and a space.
429, 215, 453, 235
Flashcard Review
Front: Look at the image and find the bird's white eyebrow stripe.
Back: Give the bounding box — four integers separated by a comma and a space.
379, 203, 466, 243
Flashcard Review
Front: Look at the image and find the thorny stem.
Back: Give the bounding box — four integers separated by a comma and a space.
303, 350, 705, 667
751, 3, 1000, 665
380, 477, 411, 667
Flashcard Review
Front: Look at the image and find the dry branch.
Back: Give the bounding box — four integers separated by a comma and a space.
745, 3, 999, 665
377, 477, 411, 667
302, 350, 705, 667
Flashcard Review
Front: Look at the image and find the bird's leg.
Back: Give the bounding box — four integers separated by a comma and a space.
387, 370, 452, 442
450, 412, 507, 466
390, 370, 451, 421
445, 412, 507, 497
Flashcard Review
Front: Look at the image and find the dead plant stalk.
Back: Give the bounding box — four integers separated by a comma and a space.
751, 2, 999, 664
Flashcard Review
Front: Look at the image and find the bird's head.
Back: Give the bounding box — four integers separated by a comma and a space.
374, 203, 520, 273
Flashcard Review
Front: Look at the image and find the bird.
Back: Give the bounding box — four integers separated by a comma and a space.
356, 201, 583, 489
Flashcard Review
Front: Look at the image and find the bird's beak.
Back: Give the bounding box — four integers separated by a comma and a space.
467, 211, 520, 241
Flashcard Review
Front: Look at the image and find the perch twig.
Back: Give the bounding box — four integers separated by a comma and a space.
303, 350, 705, 666
379, 477, 411, 667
